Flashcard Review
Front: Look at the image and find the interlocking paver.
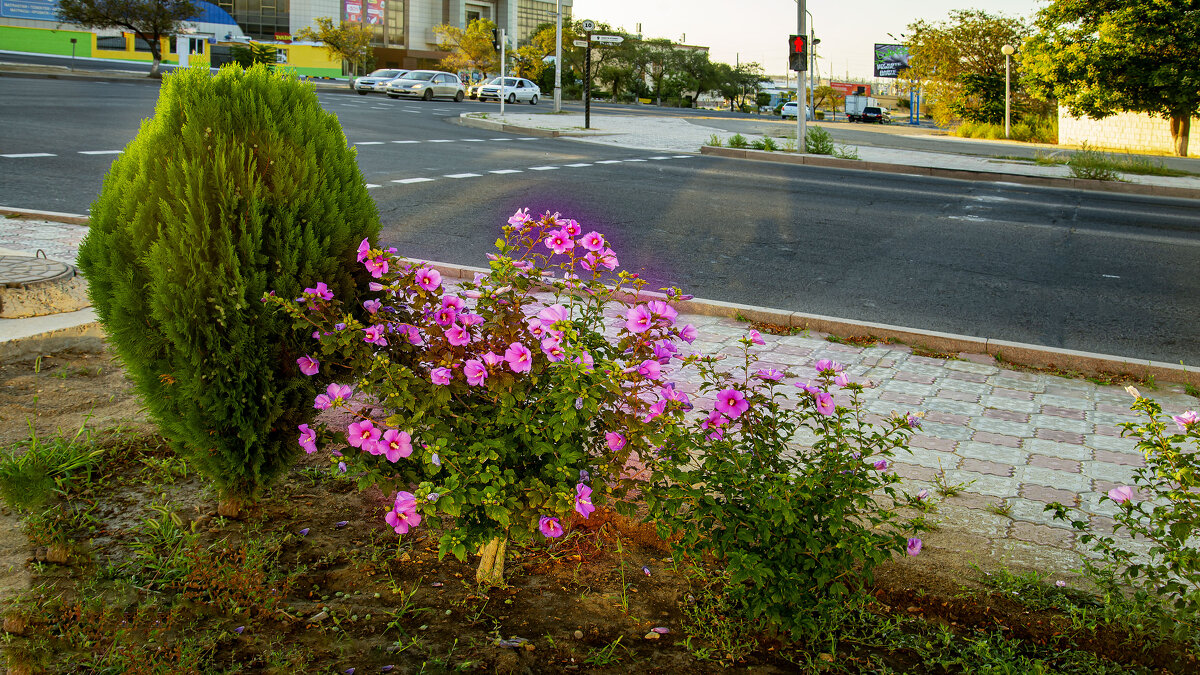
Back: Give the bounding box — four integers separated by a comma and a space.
958, 441, 1026, 466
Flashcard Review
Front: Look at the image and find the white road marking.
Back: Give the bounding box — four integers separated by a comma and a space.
355, 141, 385, 145
366, 183, 381, 188
428, 139, 455, 143
1102, 274, 1121, 279
78, 150, 123, 155
671, 155, 691, 158
490, 138, 513, 141
392, 140, 420, 144
595, 160, 623, 164
460, 139, 487, 142
624, 158, 648, 162
564, 163, 592, 167
393, 177, 435, 184
528, 166, 559, 171
445, 173, 482, 178
2, 153, 55, 158
401, 110, 420, 114
489, 169, 522, 174
648, 156, 670, 160
517, 137, 538, 140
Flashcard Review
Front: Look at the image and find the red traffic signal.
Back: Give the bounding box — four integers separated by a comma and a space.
789, 35, 808, 72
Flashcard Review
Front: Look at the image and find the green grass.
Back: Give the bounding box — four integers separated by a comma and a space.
953, 116, 1057, 144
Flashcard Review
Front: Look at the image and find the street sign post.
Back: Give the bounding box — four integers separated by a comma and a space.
581, 19, 595, 31
591, 35, 624, 43
573, 39, 588, 47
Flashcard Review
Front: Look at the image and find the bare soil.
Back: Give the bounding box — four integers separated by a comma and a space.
0, 349, 1194, 673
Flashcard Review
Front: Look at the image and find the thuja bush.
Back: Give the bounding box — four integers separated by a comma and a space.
1048, 392, 1200, 638
269, 211, 690, 583
645, 341, 927, 640
77, 64, 379, 514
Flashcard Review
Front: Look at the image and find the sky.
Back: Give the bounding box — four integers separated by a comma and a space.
570, 0, 1046, 82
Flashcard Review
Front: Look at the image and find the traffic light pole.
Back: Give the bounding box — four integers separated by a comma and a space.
796, 0, 806, 151
553, 0, 562, 112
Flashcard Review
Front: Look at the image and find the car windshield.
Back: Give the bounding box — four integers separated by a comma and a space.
864, 107, 881, 114
405, 72, 437, 82
370, 69, 403, 78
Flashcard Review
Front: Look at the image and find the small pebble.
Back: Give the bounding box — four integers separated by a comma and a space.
644, 632, 660, 640
573, 630, 583, 639
307, 611, 329, 622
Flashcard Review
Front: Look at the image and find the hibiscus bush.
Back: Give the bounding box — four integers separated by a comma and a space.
268, 211, 692, 583
644, 338, 927, 640
1047, 394, 1200, 635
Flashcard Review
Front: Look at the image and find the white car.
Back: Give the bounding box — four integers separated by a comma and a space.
352, 69, 408, 95
780, 101, 812, 120
385, 70, 466, 101
477, 77, 541, 104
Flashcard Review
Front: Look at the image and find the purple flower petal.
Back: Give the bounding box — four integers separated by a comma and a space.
335, 520, 349, 528
652, 627, 670, 634
642, 566, 651, 576
298, 528, 309, 536
234, 626, 244, 634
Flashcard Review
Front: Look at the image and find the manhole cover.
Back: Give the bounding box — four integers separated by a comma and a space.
0, 255, 76, 287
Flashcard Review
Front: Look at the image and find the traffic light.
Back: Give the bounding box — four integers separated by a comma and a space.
788, 34, 807, 72
492, 28, 501, 51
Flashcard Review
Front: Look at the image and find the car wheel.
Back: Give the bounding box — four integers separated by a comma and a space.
507, 93, 516, 104
423, 89, 434, 101
387, 93, 398, 99
455, 91, 464, 102
530, 95, 538, 105
357, 91, 368, 96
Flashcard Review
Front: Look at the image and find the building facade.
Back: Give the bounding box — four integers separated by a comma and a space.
0, 0, 571, 76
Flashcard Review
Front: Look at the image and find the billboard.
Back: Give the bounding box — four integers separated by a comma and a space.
0, 0, 58, 21
873, 43, 909, 78
830, 81, 870, 97
345, 0, 383, 24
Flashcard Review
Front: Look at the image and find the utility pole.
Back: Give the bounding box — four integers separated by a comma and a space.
796, 1, 806, 147
553, 0, 562, 112
499, 28, 506, 116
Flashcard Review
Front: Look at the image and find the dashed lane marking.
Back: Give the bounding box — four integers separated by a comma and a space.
391, 140, 420, 144
489, 169, 523, 174
355, 141, 385, 145
528, 166, 559, 171
2, 153, 55, 158
564, 163, 592, 167
78, 150, 123, 155
595, 160, 623, 164
445, 173, 482, 178
393, 177, 436, 184
427, 139, 455, 143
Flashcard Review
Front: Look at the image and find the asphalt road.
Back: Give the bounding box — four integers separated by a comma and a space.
2, 76, 1198, 366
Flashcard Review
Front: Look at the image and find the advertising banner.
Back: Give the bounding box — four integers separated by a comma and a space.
873, 43, 909, 78
346, 0, 382, 24
0, 0, 59, 21
830, 81, 870, 97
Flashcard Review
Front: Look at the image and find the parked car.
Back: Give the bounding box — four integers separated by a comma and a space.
385, 70, 465, 101
859, 106, 888, 123
477, 77, 541, 104
351, 69, 408, 95
466, 80, 489, 100
779, 101, 811, 120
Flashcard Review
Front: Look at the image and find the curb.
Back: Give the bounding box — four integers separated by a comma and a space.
700, 146, 1200, 200
0, 308, 104, 361
418, 258, 1200, 388
454, 114, 563, 138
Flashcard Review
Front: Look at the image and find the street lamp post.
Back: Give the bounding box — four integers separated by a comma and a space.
554, 0, 562, 112
796, 0, 806, 147
1001, 44, 1014, 139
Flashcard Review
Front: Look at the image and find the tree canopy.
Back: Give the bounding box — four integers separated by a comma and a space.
904, 9, 1031, 127
1022, 0, 1200, 156
57, 0, 197, 77
433, 18, 497, 77
295, 17, 372, 76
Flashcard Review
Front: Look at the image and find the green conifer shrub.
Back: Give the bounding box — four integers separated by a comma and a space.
77, 64, 379, 514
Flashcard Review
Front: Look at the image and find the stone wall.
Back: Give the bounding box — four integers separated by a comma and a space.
1058, 107, 1199, 157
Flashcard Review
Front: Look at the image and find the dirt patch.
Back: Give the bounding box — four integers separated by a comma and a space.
0, 349, 1194, 673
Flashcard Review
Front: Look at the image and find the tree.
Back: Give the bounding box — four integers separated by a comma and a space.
433, 18, 497, 77
230, 42, 278, 70
713, 61, 769, 112
904, 9, 1031, 127
664, 48, 717, 106
811, 85, 844, 111
1023, 0, 1200, 156
295, 17, 372, 76
57, 0, 197, 77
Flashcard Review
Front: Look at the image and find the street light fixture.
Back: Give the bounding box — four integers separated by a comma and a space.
1001, 43, 1014, 139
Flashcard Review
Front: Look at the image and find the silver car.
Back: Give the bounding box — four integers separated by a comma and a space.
352, 69, 409, 95
385, 70, 466, 102
477, 77, 541, 104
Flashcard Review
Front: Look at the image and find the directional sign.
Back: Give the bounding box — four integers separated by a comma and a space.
591, 35, 624, 43
581, 19, 596, 31
573, 39, 588, 47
